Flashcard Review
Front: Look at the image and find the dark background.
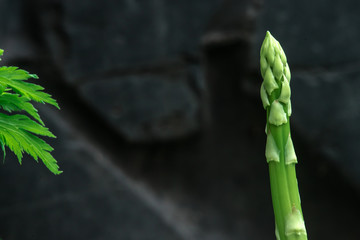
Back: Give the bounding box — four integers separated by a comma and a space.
0, 0, 359, 239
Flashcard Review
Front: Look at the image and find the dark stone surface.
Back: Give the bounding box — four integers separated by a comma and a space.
0, 107, 182, 240
291, 66, 360, 185
79, 73, 200, 142
1, 0, 360, 239
0, 0, 39, 62
253, 0, 360, 67
202, 0, 261, 47
39, 0, 223, 82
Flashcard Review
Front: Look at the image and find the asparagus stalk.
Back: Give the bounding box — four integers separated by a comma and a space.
260, 31, 307, 240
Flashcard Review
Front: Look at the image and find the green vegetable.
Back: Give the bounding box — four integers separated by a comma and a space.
0, 50, 61, 174
260, 31, 307, 240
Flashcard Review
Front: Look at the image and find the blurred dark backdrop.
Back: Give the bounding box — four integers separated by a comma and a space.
0, 0, 359, 239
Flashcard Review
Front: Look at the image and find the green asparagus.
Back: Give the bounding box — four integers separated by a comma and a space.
260, 31, 307, 240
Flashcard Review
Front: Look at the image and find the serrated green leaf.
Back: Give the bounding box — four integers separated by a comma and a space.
0, 93, 44, 125
0, 67, 59, 109
0, 59, 61, 174
0, 66, 38, 80
0, 113, 61, 174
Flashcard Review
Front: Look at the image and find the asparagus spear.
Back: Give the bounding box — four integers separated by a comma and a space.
260, 31, 307, 240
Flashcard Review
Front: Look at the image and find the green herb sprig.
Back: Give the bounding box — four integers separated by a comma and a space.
0, 50, 61, 174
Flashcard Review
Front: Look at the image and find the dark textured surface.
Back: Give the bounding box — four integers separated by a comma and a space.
79, 73, 200, 142
254, 0, 360, 67
0, 0, 359, 239
292, 67, 360, 185
0, 108, 182, 240
40, 0, 223, 82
